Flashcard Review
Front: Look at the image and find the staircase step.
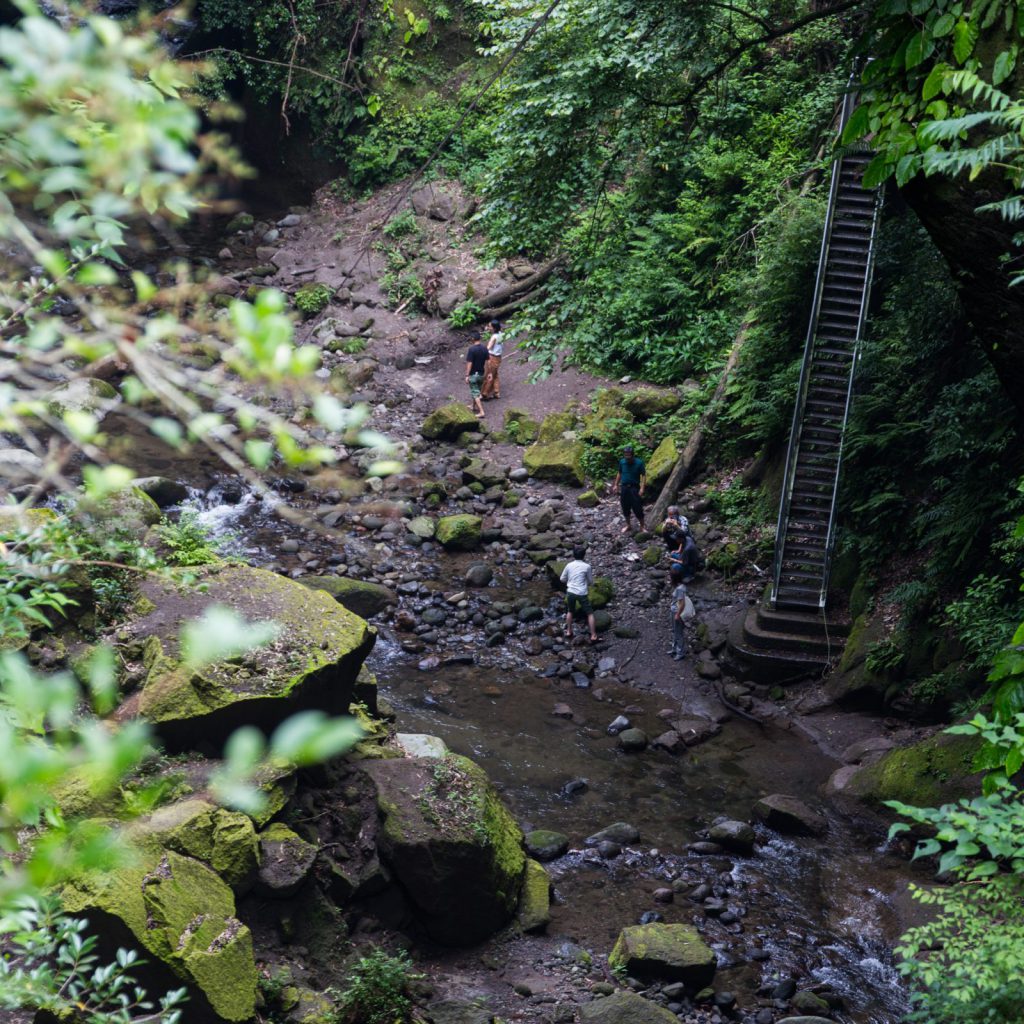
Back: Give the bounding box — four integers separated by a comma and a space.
756, 605, 851, 638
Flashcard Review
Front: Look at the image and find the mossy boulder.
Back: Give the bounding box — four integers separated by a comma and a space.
609, 922, 716, 988
362, 754, 526, 945
517, 858, 551, 933
579, 990, 679, 1024
293, 282, 332, 317
623, 389, 681, 418
523, 440, 586, 486
256, 822, 318, 898
647, 436, 679, 487
578, 489, 600, 508
45, 377, 120, 420
845, 731, 984, 812
297, 574, 397, 618
77, 486, 162, 535
504, 407, 540, 444
825, 612, 891, 708
421, 404, 480, 441
538, 409, 577, 442
62, 849, 257, 1022
436, 514, 483, 550
114, 565, 375, 750
131, 476, 190, 508
129, 798, 259, 892
524, 829, 569, 860
462, 458, 508, 488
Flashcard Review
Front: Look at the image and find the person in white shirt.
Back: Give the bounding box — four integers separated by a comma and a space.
481, 319, 504, 400
560, 544, 598, 645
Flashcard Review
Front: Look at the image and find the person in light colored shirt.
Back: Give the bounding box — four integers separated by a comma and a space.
560, 543, 598, 645
482, 318, 504, 400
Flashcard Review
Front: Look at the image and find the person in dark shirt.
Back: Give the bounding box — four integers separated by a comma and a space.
612, 445, 646, 534
465, 335, 489, 418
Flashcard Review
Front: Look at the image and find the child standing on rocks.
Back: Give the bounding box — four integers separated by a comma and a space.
561, 544, 598, 645
668, 564, 690, 661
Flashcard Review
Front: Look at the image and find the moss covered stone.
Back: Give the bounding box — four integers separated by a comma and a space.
256, 822, 318, 898
623, 389, 681, 418
407, 515, 436, 539
62, 849, 257, 1022
642, 545, 662, 567
362, 754, 526, 945
578, 991, 679, 1024
578, 490, 600, 508
78, 486, 162, 534
293, 282, 332, 317
846, 731, 983, 812
45, 377, 120, 420
436, 514, 482, 550
297, 574, 396, 618
115, 565, 375, 749
421, 403, 480, 441
647, 436, 679, 487
129, 798, 259, 892
504, 407, 540, 443
523, 440, 586, 486
538, 409, 577, 442
609, 922, 716, 988
517, 858, 551, 933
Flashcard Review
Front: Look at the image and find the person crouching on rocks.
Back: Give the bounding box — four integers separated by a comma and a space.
465, 333, 489, 419
561, 544, 598, 645
481, 318, 504, 400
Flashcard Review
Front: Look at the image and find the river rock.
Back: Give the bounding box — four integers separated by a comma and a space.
62, 848, 257, 1022
421, 403, 480, 441
578, 990, 679, 1024
462, 458, 508, 488
652, 730, 682, 754
395, 733, 448, 758
76, 486, 162, 535
408, 515, 436, 539
465, 563, 493, 587
114, 565, 375, 749
673, 717, 722, 746
436, 514, 482, 550
708, 820, 756, 855
609, 922, 717, 988
585, 822, 639, 846
132, 476, 190, 507
618, 728, 648, 752
597, 840, 621, 858
752, 794, 827, 836
422, 1001, 492, 1024
517, 858, 551, 933
607, 715, 631, 735
255, 822, 317, 898
0, 448, 44, 483
45, 376, 120, 420
523, 439, 586, 486
298, 575, 397, 618
790, 992, 832, 1015
841, 735, 897, 764
623, 389, 681, 418
362, 755, 525, 945
525, 829, 569, 861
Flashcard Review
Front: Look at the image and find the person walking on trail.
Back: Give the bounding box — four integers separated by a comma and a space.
612, 445, 646, 534
481, 319, 504, 400
560, 544, 598, 645
668, 564, 690, 661
465, 334, 489, 419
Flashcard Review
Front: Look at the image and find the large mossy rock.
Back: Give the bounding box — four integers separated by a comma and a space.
578, 990, 679, 1024
62, 849, 257, 1023
421, 404, 480, 441
77, 486, 162, 535
538, 409, 577, 442
362, 754, 526, 945
623, 389, 681, 418
45, 377, 120, 420
647, 436, 679, 487
824, 612, 892, 707
517, 858, 551, 933
115, 565, 375, 749
523, 440, 586, 486
436, 514, 482, 550
504, 407, 540, 443
298, 574, 397, 618
845, 731, 983, 812
128, 798, 259, 892
609, 922, 716, 988
256, 822, 318, 898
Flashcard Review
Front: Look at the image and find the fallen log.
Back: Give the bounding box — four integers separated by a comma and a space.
477, 257, 562, 310
649, 319, 752, 526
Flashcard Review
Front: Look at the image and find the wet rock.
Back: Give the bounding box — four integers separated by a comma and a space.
606, 715, 631, 736
673, 718, 722, 746
617, 728, 648, 752
517, 858, 552, 933
585, 822, 639, 846
46, 377, 120, 420
777, 1018, 833, 1024
465, 563, 493, 587
298, 575, 397, 618
708, 820, 756, 855
436, 514, 483, 550
561, 779, 588, 798
572, 672, 591, 688
518, 605, 544, 622
577, 991, 681, 1024
421, 404, 480, 441
525, 830, 570, 860
790, 992, 832, 1016
651, 731, 682, 754
509, 467, 530, 483
753, 794, 827, 836
597, 841, 621, 858
609, 922, 717, 988
396, 733, 448, 758
638, 911, 664, 924
421, 607, 447, 626
255, 823, 317, 899
652, 888, 674, 903
772, 979, 797, 1000
131, 476, 189, 507
418, 655, 441, 671
688, 842, 723, 855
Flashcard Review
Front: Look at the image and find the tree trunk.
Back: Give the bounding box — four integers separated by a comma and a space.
478, 257, 562, 310
900, 172, 1024, 423
649, 320, 751, 525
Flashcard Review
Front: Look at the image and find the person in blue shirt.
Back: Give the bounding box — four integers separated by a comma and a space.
612, 445, 646, 534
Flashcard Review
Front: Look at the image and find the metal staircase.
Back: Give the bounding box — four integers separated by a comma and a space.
770, 88, 882, 612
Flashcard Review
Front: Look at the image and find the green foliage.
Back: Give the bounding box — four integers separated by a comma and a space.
381, 269, 425, 308
381, 209, 422, 240
0, 897, 187, 1023
945, 573, 1023, 669
332, 948, 420, 1024
155, 510, 223, 567
294, 283, 333, 317
447, 299, 481, 328
337, 337, 368, 355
